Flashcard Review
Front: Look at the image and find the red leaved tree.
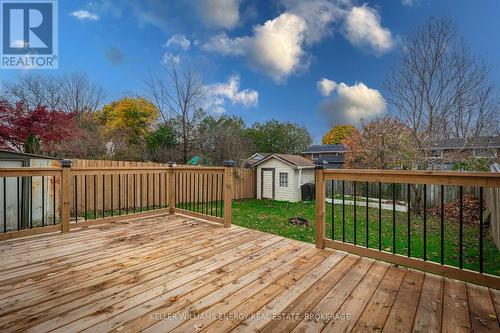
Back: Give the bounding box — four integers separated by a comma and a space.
0, 100, 79, 156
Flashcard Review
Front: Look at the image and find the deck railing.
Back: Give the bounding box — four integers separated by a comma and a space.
315, 164, 500, 289
0, 160, 234, 240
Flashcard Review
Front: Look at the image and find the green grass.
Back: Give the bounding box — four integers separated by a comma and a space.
232, 199, 500, 276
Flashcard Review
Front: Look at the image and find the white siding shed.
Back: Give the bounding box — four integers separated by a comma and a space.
254, 154, 315, 202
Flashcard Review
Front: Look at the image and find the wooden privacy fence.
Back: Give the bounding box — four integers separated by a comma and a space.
72, 159, 255, 201
315, 166, 500, 289
0, 161, 236, 241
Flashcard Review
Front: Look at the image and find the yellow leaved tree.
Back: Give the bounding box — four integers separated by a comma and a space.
322, 125, 357, 145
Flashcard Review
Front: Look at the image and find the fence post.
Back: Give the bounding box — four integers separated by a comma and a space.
61, 159, 72, 233
167, 162, 175, 215
315, 161, 325, 249
223, 160, 235, 228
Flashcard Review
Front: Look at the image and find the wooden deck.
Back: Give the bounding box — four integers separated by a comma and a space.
0, 214, 498, 333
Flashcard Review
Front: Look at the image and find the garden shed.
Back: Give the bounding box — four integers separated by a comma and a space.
253, 154, 315, 202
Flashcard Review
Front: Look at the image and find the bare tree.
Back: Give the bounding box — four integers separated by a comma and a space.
61, 72, 106, 116
2, 74, 64, 111
2, 72, 105, 116
385, 17, 499, 169
144, 59, 206, 163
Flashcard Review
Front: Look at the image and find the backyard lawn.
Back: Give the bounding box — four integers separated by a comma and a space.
232, 199, 500, 276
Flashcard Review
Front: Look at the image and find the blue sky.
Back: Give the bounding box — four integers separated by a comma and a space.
2, 0, 500, 143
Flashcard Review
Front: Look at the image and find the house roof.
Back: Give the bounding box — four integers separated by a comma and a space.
303, 144, 347, 154
426, 136, 500, 150
252, 153, 315, 168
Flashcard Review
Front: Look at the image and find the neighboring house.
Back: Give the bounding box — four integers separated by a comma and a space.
302, 144, 347, 169
253, 154, 315, 202
243, 153, 270, 168
425, 136, 500, 169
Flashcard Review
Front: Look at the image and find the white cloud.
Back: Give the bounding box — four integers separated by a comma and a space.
70, 10, 99, 21
202, 1, 394, 81
319, 79, 386, 125
282, 0, 348, 44
317, 78, 338, 96
197, 0, 241, 29
165, 35, 191, 50
344, 5, 394, 55
162, 52, 181, 65
402, 0, 419, 6
206, 75, 259, 113
203, 13, 308, 82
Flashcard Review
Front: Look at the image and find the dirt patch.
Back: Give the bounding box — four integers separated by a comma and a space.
429, 195, 485, 226
288, 217, 309, 227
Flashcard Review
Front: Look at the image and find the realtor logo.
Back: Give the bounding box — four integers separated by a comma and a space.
1, 0, 58, 69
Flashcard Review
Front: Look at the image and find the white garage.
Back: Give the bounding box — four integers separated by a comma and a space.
253, 154, 315, 202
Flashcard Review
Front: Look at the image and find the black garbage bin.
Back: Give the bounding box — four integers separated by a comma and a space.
301, 183, 316, 201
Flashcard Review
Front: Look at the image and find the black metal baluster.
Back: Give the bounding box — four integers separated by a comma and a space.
21, 177, 24, 229
215, 174, 219, 217
126, 174, 129, 214
479, 187, 484, 273
29, 177, 32, 228
331, 180, 334, 240
353, 181, 357, 245
197, 174, 201, 213
221, 174, 224, 217
134, 174, 137, 213
159, 173, 162, 209
407, 184, 411, 257
379, 182, 382, 251
74, 176, 78, 222
188, 173, 191, 211
102, 175, 105, 218
84, 175, 87, 221
93, 175, 97, 219
393, 183, 396, 254
210, 174, 214, 216
459, 186, 463, 269
141, 173, 144, 211
152, 173, 155, 210
52, 176, 56, 225
17, 177, 21, 229
111, 175, 114, 216
118, 175, 121, 215
366, 181, 369, 248
205, 174, 209, 215
202, 174, 205, 214
3, 178, 6, 232
42, 176, 45, 227
440, 185, 444, 264
147, 174, 150, 210
342, 180, 345, 243
423, 184, 427, 261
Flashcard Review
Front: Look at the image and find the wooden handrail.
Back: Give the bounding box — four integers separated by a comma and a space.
323, 169, 500, 187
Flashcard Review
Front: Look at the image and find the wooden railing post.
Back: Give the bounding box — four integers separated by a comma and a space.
315, 161, 325, 249
167, 162, 175, 214
223, 160, 235, 228
61, 159, 72, 233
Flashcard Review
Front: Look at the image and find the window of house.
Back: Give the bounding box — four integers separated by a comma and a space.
312, 153, 320, 159
279, 173, 288, 187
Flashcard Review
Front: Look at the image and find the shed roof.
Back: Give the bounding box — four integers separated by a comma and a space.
252, 153, 315, 168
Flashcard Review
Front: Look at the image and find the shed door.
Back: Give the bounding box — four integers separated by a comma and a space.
261, 168, 275, 199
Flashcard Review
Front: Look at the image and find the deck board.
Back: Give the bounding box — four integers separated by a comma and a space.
0, 213, 498, 333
